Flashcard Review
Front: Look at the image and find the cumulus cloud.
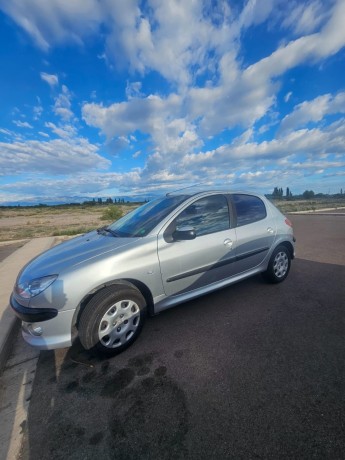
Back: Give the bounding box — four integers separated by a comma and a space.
0, 0, 275, 88
1, 0, 345, 199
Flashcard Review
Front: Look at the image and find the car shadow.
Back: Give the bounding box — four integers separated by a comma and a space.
18, 257, 345, 460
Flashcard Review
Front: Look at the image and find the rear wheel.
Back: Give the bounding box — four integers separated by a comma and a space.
79, 285, 146, 356
263, 245, 291, 283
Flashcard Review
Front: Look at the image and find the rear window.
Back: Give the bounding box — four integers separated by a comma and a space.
232, 194, 267, 227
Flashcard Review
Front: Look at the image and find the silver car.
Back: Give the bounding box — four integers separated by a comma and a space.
11, 191, 295, 356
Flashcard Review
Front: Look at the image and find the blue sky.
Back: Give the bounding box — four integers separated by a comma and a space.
0, 0, 345, 204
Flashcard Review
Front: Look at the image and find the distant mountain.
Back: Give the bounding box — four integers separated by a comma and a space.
0, 195, 149, 207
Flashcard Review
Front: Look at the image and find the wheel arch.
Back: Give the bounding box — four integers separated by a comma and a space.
71, 279, 155, 339
278, 240, 295, 259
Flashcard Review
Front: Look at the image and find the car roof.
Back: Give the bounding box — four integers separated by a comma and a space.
166, 188, 266, 199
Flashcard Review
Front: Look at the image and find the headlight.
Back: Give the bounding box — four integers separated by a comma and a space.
16, 275, 58, 299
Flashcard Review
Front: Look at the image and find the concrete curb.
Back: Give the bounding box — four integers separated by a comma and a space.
0, 237, 56, 374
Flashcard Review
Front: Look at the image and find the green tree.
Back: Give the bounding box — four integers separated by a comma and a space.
302, 190, 315, 199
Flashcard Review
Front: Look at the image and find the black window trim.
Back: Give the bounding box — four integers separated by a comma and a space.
229, 193, 267, 228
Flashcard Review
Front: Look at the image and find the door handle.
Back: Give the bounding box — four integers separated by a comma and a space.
223, 238, 233, 248
267, 227, 274, 234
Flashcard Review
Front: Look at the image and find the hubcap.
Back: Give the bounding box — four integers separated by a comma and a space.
98, 300, 140, 348
273, 251, 289, 278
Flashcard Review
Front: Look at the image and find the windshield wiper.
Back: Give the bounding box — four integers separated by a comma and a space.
97, 226, 120, 237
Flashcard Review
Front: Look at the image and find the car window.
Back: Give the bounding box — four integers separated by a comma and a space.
174, 195, 230, 236
232, 194, 267, 227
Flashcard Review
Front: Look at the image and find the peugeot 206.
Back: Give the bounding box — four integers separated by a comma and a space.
11, 190, 295, 356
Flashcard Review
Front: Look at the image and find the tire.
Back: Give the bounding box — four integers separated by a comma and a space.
262, 245, 291, 283
78, 285, 146, 357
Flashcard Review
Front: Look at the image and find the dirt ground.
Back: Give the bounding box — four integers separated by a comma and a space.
0, 210, 102, 241
0, 205, 135, 242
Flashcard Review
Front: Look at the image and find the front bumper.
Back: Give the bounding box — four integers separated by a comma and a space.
10, 295, 74, 350
11, 295, 58, 322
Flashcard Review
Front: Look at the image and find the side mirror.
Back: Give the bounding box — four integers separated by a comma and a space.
172, 226, 196, 241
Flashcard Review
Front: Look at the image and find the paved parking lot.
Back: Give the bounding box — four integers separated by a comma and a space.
7, 214, 345, 459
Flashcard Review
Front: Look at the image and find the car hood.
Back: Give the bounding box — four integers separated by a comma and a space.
18, 230, 140, 282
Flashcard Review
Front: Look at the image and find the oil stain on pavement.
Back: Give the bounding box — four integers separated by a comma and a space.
21, 345, 190, 460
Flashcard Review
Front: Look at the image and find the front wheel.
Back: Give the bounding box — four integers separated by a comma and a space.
78, 285, 146, 357
263, 245, 291, 283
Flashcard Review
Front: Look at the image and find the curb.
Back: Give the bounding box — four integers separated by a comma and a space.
0, 237, 56, 374
0, 317, 20, 374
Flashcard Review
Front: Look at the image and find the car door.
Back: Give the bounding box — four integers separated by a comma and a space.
231, 194, 276, 274
157, 194, 237, 297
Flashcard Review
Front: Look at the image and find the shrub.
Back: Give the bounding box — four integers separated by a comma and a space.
101, 206, 123, 221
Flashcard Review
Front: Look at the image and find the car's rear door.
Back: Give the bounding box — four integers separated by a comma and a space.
231, 194, 276, 274
157, 194, 237, 297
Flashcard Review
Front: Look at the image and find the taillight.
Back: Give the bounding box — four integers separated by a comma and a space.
285, 218, 293, 228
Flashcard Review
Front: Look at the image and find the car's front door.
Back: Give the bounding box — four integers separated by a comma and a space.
157, 194, 237, 297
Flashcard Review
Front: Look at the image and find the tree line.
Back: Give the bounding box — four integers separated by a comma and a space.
271, 187, 344, 200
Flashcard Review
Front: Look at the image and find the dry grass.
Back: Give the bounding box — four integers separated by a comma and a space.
0, 204, 138, 242
271, 197, 345, 213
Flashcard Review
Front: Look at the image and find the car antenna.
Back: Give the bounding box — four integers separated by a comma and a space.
166, 182, 208, 196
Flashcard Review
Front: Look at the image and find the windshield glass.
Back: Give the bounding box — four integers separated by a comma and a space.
108, 195, 189, 237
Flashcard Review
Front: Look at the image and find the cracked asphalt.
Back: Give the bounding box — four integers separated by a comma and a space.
14, 214, 345, 459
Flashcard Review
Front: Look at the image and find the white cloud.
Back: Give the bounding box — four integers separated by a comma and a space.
282, 0, 331, 36
279, 92, 345, 134
44, 121, 77, 139
0, 0, 102, 50
33, 104, 43, 119
13, 120, 33, 129
126, 81, 143, 99
248, 0, 345, 81
40, 72, 59, 87
0, 0, 274, 88
1, 0, 345, 199
0, 128, 13, 136
2, 171, 142, 197
284, 92, 292, 102
0, 138, 110, 176
53, 85, 74, 121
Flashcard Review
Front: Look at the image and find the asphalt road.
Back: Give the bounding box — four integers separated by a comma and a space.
20, 214, 345, 460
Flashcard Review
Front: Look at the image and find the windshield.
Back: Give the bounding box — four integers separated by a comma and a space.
107, 195, 189, 237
